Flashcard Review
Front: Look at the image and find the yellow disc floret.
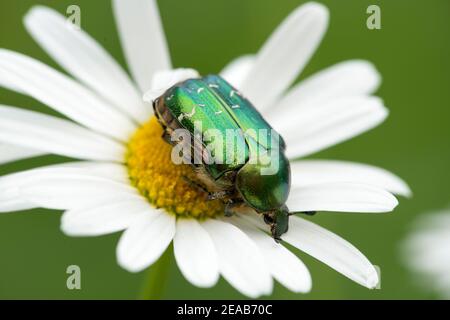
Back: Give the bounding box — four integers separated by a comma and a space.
126, 117, 225, 219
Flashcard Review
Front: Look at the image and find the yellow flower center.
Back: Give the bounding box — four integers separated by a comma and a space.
126, 117, 225, 219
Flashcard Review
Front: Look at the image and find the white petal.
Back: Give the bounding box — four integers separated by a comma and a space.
24, 6, 150, 123
240, 3, 329, 111
61, 197, 150, 237
0, 143, 45, 165
143, 68, 199, 103
55, 162, 130, 184
112, 0, 171, 93
220, 55, 255, 89
17, 170, 139, 210
0, 105, 125, 161
291, 160, 411, 197
406, 236, 450, 274
117, 211, 175, 273
412, 211, 450, 231
0, 163, 128, 212
0, 199, 37, 213
0, 73, 24, 94
279, 96, 388, 159
0, 169, 47, 213
173, 219, 219, 288
230, 216, 312, 293
202, 219, 273, 298
287, 182, 398, 213
266, 60, 381, 121
284, 216, 379, 288
403, 209, 450, 285
0, 49, 136, 141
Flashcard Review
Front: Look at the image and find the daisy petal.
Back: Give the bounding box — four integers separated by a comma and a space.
112, 0, 171, 93
0, 199, 36, 213
0, 49, 136, 141
280, 96, 388, 159
174, 219, 219, 288
117, 211, 176, 273
230, 216, 312, 293
143, 68, 199, 103
266, 60, 381, 121
61, 198, 149, 237
202, 219, 272, 298
55, 162, 130, 184
240, 3, 329, 111
0, 164, 128, 212
24, 6, 149, 123
0, 143, 45, 165
0, 105, 125, 161
0, 169, 47, 213
0, 73, 24, 94
287, 182, 398, 213
18, 170, 139, 210
284, 216, 379, 289
291, 160, 412, 197
220, 55, 255, 89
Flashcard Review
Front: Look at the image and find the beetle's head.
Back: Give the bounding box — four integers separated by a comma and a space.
263, 206, 289, 241
235, 153, 291, 213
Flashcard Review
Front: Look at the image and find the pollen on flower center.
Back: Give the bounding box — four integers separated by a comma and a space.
126, 116, 225, 219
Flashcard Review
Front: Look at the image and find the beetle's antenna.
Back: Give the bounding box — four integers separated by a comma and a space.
289, 211, 317, 216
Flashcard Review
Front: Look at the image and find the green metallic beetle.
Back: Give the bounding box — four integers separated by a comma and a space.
154, 75, 303, 240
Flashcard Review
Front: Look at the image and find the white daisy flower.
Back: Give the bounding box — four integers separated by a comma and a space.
403, 209, 450, 299
0, 1, 411, 298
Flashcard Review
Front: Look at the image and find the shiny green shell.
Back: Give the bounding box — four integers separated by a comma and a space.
161, 75, 291, 212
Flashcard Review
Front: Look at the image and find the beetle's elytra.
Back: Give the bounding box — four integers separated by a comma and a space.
153, 75, 292, 240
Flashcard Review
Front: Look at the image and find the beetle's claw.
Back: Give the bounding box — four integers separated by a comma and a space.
224, 210, 234, 217
274, 236, 283, 243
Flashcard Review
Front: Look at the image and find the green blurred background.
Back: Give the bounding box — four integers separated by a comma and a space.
0, 0, 448, 299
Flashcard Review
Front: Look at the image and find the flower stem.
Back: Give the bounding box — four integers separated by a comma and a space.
139, 245, 172, 300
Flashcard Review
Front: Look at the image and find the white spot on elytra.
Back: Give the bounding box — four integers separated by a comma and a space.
231, 105, 240, 109
178, 106, 196, 122
215, 110, 223, 115
166, 94, 174, 101
208, 84, 219, 88
198, 104, 206, 107
186, 106, 196, 118
197, 87, 205, 94
230, 90, 236, 97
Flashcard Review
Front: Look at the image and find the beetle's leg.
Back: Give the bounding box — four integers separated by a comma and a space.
161, 130, 172, 144
182, 176, 209, 196
224, 203, 234, 217
269, 223, 283, 243
224, 202, 242, 217
207, 190, 229, 201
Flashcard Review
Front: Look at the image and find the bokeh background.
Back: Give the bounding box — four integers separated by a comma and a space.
0, 0, 449, 299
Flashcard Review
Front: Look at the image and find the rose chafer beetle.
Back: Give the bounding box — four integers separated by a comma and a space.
154, 75, 309, 240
